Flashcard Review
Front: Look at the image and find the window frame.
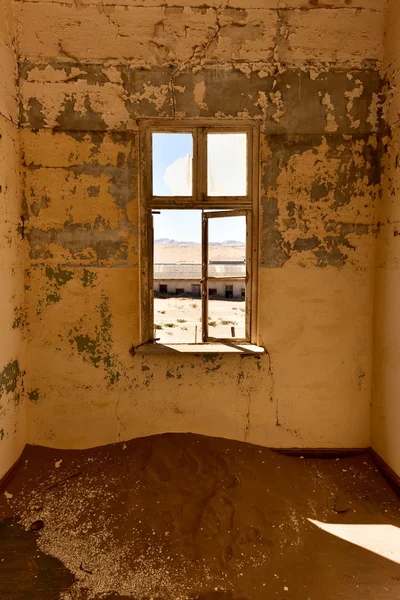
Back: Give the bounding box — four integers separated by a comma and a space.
139, 119, 260, 347
202, 208, 251, 343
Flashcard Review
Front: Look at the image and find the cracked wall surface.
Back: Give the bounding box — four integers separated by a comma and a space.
14, 0, 386, 455
22, 129, 275, 449
372, 0, 400, 478
0, 0, 26, 478
0, 1, 392, 473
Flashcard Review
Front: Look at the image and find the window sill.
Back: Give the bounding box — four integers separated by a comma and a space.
133, 342, 265, 356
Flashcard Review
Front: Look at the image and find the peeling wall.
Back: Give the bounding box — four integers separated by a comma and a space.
13, 0, 386, 454
0, 0, 26, 478
372, 0, 400, 478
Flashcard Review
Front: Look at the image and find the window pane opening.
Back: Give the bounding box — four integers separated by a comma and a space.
207, 133, 247, 197
154, 209, 202, 343
152, 133, 193, 197
207, 215, 246, 340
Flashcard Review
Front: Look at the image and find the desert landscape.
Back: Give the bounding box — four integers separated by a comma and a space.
154, 241, 246, 342
154, 241, 245, 265
154, 297, 246, 343
154, 240, 246, 264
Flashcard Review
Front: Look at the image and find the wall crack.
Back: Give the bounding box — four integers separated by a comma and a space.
244, 392, 251, 442
115, 391, 122, 442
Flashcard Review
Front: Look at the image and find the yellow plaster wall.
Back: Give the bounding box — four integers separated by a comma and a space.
0, 0, 26, 479
0, 0, 387, 459
372, 0, 400, 478
22, 125, 377, 451
15, 2, 385, 68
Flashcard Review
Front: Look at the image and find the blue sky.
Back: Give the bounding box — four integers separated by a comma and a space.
154, 210, 245, 244
152, 133, 193, 196
152, 133, 246, 243
154, 210, 201, 243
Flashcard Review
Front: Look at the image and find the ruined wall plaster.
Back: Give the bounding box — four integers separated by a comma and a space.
0, 0, 389, 461
0, 0, 26, 479
0, 0, 18, 124
372, 0, 400, 478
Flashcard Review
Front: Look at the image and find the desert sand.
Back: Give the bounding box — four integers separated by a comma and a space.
154, 297, 246, 343
0, 434, 399, 600
154, 243, 247, 342
154, 244, 245, 265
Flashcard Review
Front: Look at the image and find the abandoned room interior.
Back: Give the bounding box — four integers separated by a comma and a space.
1, 0, 400, 598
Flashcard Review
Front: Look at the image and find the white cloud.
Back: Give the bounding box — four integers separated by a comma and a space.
163, 133, 247, 197
163, 155, 192, 196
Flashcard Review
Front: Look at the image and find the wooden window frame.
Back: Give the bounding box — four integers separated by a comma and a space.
202, 209, 250, 343
138, 119, 260, 347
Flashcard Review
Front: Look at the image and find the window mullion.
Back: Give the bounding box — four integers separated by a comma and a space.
202, 210, 209, 343
197, 127, 207, 203
148, 209, 155, 341
245, 210, 252, 341
192, 127, 199, 204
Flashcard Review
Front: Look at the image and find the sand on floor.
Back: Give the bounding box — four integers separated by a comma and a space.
1, 433, 400, 600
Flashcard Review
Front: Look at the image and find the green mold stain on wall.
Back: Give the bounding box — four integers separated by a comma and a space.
0, 360, 24, 406
0, 360, 22, 395
45, 266, 73, 287
81, 269, 97, 288
28, 389, 40, 403
202, 354, 222, 373
12, 305, 27, 330
68, 295, 121, 386
37, 266, 75, 315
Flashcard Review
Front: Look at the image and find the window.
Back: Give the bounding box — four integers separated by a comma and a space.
191, 284, 201, 298
140, 121, 259, 346
225, 285, 233, 299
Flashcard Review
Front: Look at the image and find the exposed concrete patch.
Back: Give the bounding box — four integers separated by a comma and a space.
19, 65, 383, 134
22, 130, 138, 267
261, 133, 379, 268
345, 78, 364, 129
320, 91, 338, 133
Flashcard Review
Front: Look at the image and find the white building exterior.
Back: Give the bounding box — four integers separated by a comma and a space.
154, 262, 246, 299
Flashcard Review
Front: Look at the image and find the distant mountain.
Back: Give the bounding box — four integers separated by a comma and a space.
155, 238, 245, 247
221, 240, 245, 246
155, 238, 198, 246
